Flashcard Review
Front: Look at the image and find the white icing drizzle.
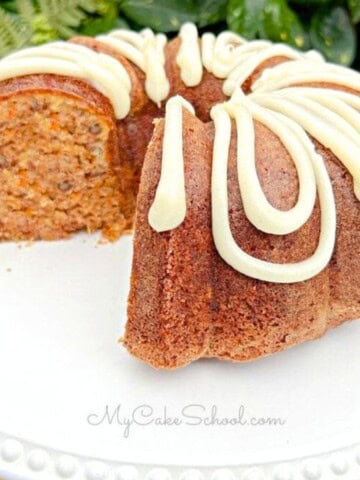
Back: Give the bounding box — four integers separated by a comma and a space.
223, 44, 308, 95
281, 87, 360, 135
201, 31, 250, 78
227, 89, 317, 235
210, 100, 336, 283
201, 32, 216, 72
145, 25, 359, 283
149, 80, 360, 282
97, 28, 170, 105
2, 42, 131, 119
176, 23, 203, 86
148, 96, 194, 232
177, 22, 324, 95
252, 59, 360, 93
252, 92, 360, 200
272, 90, 360, 144
0, 22, 328, 118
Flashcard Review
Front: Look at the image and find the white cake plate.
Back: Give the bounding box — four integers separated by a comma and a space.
0, 233, 359, 480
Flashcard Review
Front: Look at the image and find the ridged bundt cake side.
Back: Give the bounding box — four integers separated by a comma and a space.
125, 26, 360, 368
126, 96, 360, 368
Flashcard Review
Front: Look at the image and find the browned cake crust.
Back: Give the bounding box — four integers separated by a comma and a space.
125, 104, 360, 369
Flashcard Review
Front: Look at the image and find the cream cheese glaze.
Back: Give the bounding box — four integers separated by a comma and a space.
176, 22, 324, 97
149, 22, 360, 283
176, 23, 203, 86
2, 41, 132, 119
148, 96, 194, 232
252, 58, 360, 93
148, 88, 340, 283
97, 28, 170, 105
210, 96, 337, 283
0, 22, 323, 115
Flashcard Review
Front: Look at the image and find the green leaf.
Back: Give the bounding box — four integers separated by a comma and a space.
77, 0, 98, 14
348, 0, 360, 23
30, 13, 63, 43
289, 0, 331, 5
226, 0, 265, 40
197, 0, 227, 28
1, 1, 19, 13
120, 0, 198, 32
61, 9, 86, 28
261, 0, 310, 50
80, 15, 117, 35
15, 0, 34, 19
94, 0, 120, 16
114, 17, 129, 29
80, 0, 125, 35
30, 0, 100, 39
310, 6, 356, 65
0, 6, 32, 56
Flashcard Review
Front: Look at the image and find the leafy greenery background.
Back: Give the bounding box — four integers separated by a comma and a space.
0, 0, 359, 69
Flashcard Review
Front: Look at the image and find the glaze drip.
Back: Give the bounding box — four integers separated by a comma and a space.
148, 25, 360, 283
2, 42, 131, 119
176, 23, 324, 97
177, 23, 203, 86
148, 96, 194, 232
252, 59, 360, 93
210, 94, 337, 283
226, 90, 317, 236
97, 28, 170, 105
251, 91, 360, 200
149, 74, 360, 282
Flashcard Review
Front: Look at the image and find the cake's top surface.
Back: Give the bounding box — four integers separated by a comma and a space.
0, 23, 359, 284
0, 22, 328, 117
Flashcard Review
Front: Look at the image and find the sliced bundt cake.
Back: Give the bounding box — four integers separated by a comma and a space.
0, 23, 359, 369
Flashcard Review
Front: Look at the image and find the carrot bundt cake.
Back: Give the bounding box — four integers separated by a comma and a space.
0, 24, 359, 368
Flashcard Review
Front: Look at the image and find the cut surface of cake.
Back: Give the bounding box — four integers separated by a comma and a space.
0, 24, 359, 368
0, 75, 128, 240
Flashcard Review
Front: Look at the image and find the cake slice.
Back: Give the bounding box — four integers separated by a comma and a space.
0, 74, 128, 241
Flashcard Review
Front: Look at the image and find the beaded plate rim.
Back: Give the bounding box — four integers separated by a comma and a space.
1, 432, 360, 480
